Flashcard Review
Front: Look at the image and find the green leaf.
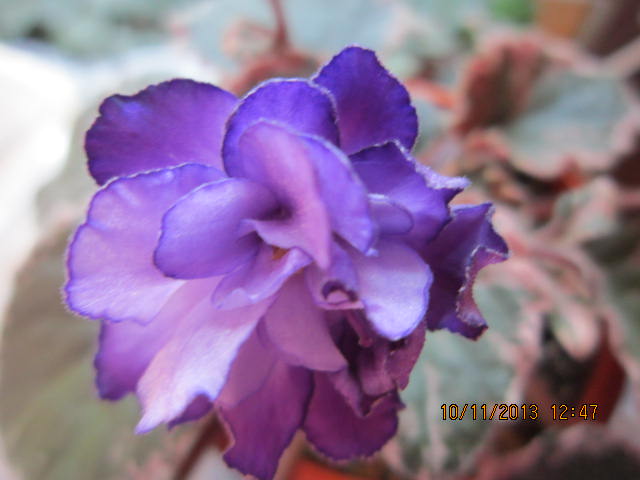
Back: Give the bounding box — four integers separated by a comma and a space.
608, 266, 640, 377
186, 0, 396, 73
504, 71, 635, 179
397, 0, 492, 66
456, 37, 639, 179
177, 0, 273, 71
547, 178, 619, 245
413, 98, 450, 152
489, 0, 534, 24
0, 0, 188, 58
286, 0, 393, 54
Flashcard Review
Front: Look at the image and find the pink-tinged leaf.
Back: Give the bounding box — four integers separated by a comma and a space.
543, 178, 619, 245
455, 35, 547, 134
456, 35, 640, 179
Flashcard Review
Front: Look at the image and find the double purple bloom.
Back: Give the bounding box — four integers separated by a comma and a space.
65, 46, 507, 479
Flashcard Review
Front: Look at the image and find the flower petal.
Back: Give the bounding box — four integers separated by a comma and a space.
95, 321, 151, 400
217, 330, 276, 408
87, 80, 236, 185
357, 341, 395, 397
135, 294, 273, 433
422, 204, 509, 339
223, 79, 339, 177
386, 322, 426, 390
234, 122, 333, 267
301, 135, 374, 252
325, 316, 417, 411
262, 276, 346, 372
326, 318, 375, 416
304, 373, 400, 461
351, 142, 467, 245
235, 119, 374, 254
369, 194, 414, 236
94, 279, 218, 400
154, 178, 279, 279
212, 244, 312, 309
220, 360, 312, 480
304, 242, 360, 310
415, 161, 471, 198
352, 240, 432, 341
314, 46, 418, 154
65, 164, 223, 323
169, 395, 213, 428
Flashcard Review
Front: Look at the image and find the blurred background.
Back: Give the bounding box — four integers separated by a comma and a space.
1, 0, 640, 479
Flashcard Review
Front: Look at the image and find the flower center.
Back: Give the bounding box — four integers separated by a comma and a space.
271, 247, 289, 260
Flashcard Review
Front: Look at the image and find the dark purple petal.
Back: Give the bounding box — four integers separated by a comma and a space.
234, 122, 333, 267
351, 142, 466, 246
94, 279, 218, 400
327, 315, 421, 407
212, 244, 312, 309
223, 79, 339, 176
135, 294, 273, 433
87, 80, 236, 185
305, 242, 360, 310
154, 178, 278, 279
422, 204, 509, 339
65, 164, 223, 323
220, 360, 312, 480
351, 240, 432, 341
344, 310, 376, 347
314, 46, 418, 154
325, 315, 388, 416
357, 341, 395, 397
415, 161, 471, 201
304, 373, 400, 461
262, 276, 346, 372
369, 194, 414, 236
386, 322, 426, 389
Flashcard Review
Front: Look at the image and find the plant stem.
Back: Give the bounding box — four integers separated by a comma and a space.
269, 0, 289, 50
172, 414, 229, 480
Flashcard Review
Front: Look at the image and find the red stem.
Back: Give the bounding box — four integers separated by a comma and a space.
269, 0, 289, 50
172, 414, 229, 480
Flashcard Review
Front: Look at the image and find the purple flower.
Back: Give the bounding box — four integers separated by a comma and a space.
65, 46, 508, 479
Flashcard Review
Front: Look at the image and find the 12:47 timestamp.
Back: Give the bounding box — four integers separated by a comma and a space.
552, 404, 598, 420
